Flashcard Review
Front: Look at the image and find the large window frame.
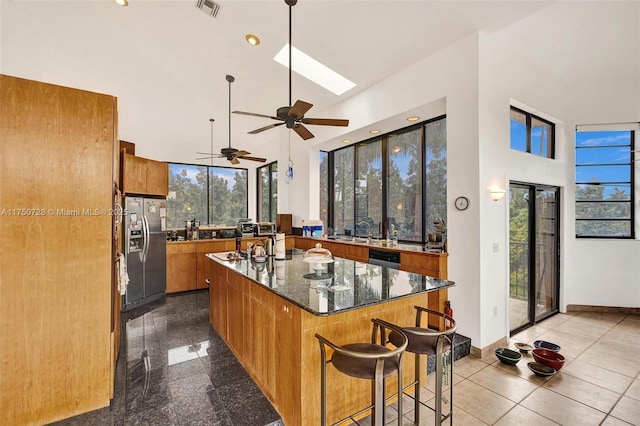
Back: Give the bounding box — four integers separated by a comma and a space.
575, 128, 635, 239
321, 115, 447, 246
257, 161, 278, 223
510, 106, 555, 159
167, 162, 248, 228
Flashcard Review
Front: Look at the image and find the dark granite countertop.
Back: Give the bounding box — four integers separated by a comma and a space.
206, 249, 454, 316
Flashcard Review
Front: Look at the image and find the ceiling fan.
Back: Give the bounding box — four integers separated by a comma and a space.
232, 0, 349, 140
196, 75, 267, 165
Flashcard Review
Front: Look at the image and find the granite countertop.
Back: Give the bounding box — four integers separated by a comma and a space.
206, 249, 454, 316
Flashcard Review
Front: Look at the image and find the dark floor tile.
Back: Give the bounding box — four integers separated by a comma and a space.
168, 358, 207, 382
126, 402, 177, 426
225, 396, 282, 426
215, 376, 265, 409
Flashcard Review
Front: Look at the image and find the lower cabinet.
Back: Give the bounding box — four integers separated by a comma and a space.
166, 242, 197, 293
209, 260, 227, 339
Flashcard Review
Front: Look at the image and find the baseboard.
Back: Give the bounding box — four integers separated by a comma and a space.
470, 336, 509, 359
566, 304, 640, 315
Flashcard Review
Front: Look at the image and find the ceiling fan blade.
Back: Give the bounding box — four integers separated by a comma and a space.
196, 156, 217, 160
289, 100, 313, 119
301, 118, 350, 127
238, 155, 267, 163
230, 157, 240, 165
234, 150, 250, 157
293, 124, 314, 140
233, 110, 281, 121
248, 122, 286, 134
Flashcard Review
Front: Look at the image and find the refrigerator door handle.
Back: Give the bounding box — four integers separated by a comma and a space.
142, 215, 150, 263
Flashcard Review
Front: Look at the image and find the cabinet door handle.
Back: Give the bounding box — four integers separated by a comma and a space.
205, 278, 210, 287
114, 202, 124, 227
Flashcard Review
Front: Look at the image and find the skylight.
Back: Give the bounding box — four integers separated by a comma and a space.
274, 44, 356, 96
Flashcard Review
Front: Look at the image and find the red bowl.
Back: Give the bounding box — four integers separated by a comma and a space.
532, 348, 565, 371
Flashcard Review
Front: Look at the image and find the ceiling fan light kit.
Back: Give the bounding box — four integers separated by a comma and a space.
232, 0, 349, 141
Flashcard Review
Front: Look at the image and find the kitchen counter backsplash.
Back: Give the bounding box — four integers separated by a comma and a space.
167, 228, 235, 241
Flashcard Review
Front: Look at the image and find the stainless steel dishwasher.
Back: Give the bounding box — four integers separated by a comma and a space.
368, 248, 401, 269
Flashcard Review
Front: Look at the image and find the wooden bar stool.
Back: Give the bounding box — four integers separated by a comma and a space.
389, 306, 457, 425
315, 318, 408, 426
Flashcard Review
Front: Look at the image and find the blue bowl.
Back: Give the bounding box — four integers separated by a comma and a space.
495, 348, 522, 365
533, 340, 561, 352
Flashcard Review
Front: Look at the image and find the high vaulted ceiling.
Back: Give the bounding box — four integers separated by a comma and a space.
1, 0, 553, 164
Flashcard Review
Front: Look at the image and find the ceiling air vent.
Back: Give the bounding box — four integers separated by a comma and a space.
195, 0, 220, 18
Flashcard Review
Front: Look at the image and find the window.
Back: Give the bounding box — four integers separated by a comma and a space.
325, 116, 447, 245
355, 140, 382, 238
575, 129, 635, 238
388, 129, 422, 242
510, 107, 555, 158
333, 146, 355, 234
257, 161, 277, 222
319, 151, 329, 227
167, 163, 248, 228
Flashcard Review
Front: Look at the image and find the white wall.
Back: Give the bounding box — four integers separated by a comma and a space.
285, 34, 485, 344
479, 1, 640, 327
296, 1, 640, 348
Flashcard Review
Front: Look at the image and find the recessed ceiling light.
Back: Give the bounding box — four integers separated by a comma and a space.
342, 139, 351, 144
245, 34, 260, 46
114, 0, 128, 5
274, 44, 356, 96
369, 129, 380, 134
407, 116, 420, 122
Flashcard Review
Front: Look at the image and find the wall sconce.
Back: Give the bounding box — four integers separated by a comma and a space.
490, 189, 506, 202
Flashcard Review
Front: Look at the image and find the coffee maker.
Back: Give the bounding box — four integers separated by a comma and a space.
186, 219, 200, 240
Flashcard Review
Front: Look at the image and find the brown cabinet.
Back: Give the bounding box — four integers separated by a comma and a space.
166, 242, 197, 293
122, 153, 168, 196
226, 277, 246, 358
196, 241, 229, 289
0, 75, 116, 424
209, 260, 228, 339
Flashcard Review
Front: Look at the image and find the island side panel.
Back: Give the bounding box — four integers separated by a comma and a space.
298, 293, 431, 425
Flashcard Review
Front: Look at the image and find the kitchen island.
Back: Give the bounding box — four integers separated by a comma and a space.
207, 249, 454, 425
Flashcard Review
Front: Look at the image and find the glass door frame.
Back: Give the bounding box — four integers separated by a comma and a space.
509, 181, 561, 336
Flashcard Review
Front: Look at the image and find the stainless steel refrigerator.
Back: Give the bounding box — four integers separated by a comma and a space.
123, 196, 167, 311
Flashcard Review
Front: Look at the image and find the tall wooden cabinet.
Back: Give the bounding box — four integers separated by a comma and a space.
0, 75, 118, 424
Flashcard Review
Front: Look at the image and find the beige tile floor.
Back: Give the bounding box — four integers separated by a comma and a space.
391, 311, 640, 425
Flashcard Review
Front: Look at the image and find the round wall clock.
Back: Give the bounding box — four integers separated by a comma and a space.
455, 196, 469, 211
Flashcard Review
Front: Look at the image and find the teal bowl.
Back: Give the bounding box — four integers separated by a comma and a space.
495, 347, 522, 365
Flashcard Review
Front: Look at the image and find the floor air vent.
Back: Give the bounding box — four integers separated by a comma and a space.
195, 0, 220, 18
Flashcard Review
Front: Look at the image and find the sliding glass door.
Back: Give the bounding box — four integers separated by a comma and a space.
509, 182, 560, 334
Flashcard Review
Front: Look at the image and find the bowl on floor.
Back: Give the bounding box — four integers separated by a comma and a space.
495, 348, 522, 365
514, 342, 534, 354
527, 361, 556, 377
532, 348, 565, 371
533, 340, 561, 352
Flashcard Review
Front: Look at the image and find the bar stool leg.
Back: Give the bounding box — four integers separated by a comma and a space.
372, 375, 385, 426
414, 353, 421, 424
435, 338, 443, 425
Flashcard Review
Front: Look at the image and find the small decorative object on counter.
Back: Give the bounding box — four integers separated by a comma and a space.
275, 233, 286, 260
